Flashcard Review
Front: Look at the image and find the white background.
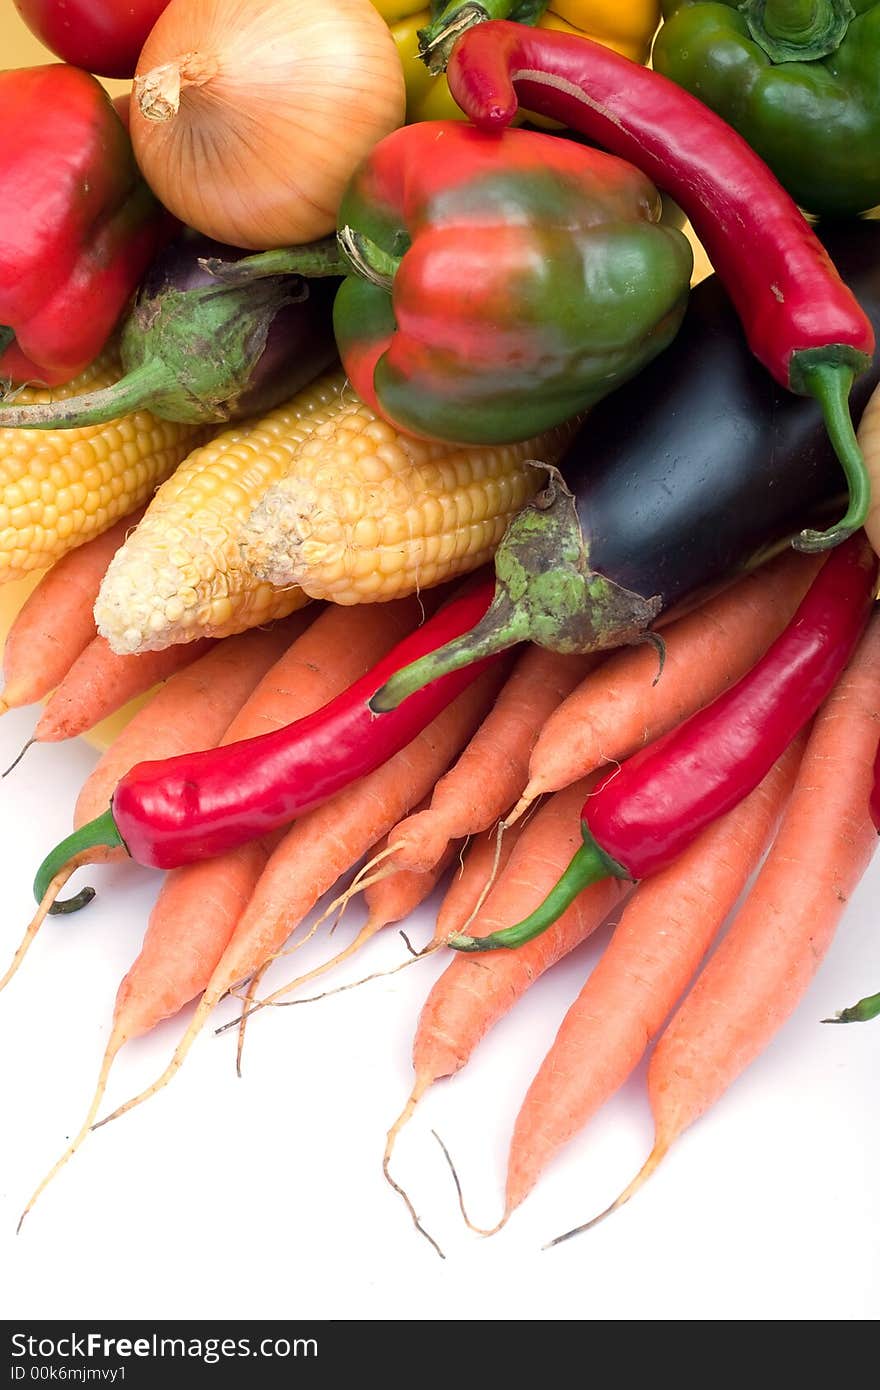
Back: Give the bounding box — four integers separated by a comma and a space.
0, 701, 877, 1322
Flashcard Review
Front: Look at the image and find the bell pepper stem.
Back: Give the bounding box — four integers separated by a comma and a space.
822, 988, 880, 1024
199, 236, 348, 287
447, 833, 627, 951
742, 0, 854, 61
792, 360, 869, 552
0, 360, 168, 429
419, 1, 550, 74
33, 808, 125, 914
369, 468, 662, 711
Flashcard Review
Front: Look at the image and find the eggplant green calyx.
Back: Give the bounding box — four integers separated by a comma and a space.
741, 0, 855, 62
0, 276, 306, 428
447, 833, 628, 951
34, 808, 126, 914
790, 355, 871, 551
369, 469, 662, 712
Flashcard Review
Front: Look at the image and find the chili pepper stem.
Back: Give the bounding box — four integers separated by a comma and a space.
822, 988, 880, 1023
199, 236, 349, 287
447, 835, 627, 951
370, 470, 662, 711
0, 360, 167, 429
33, 808, 125, 912
792, 360, 870, 551
419, 2, 548, 75
741, 0, 854, 62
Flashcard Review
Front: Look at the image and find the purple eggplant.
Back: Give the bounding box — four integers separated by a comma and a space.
0, 231, 340, 428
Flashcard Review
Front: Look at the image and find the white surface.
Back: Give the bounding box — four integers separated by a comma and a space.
0, 702, 878, 1323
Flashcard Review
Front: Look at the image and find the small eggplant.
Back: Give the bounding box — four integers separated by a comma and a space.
0, 232, 341, 428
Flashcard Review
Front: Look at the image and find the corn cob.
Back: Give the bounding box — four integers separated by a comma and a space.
0, 352, 205, 583
240, 396, 580, 605
94, 370, 347, 654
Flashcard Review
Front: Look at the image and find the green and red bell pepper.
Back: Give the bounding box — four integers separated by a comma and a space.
654, 1, 880, 217
0, 65, 172, 388
214, 120, 693, 445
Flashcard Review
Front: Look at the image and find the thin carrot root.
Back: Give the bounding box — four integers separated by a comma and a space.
432, 1129, 509, 1239
543, 1145, 668, 1249
382, 1077, 445, 1259
0, 862, 91, 993
499, 792, 535, 834
3, 737, 35, 778
93, 992, 214, 1130
17, 1026, 125, 1232
235, 961, 270, 1079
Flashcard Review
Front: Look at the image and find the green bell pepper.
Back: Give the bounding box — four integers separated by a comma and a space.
654, 1, 880, 217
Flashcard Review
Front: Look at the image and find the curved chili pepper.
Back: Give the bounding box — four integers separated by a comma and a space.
445, 20, 876, 551
871, 733, 880, 833
34, 580, 500, 910
449, 534, 878, 952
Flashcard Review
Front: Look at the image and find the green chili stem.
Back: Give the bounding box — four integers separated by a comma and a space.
793, 361, 869, 552
370, 607, 530, 712
0, 360, 168, 429
33, 808, 125, 913
447, 835, 628, 952
419, 1, 550, 74
823, 988, 880, 1024
199, 236, 348, 287
742, 0, 854, 61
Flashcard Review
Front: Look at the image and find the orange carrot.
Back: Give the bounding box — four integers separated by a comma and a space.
551, 615, 880, 1244
18, 598, 426, 1224
32, 635, 216, 744
0, 506, 145, 714
434, 819, 527, 945
380, 778, 629, 1249
515, 549, 820, 814
92, 665, 508, 1136
504, 737, 803, 1218
387, 645, 597, 872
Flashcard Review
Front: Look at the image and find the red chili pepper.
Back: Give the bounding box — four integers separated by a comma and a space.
33, 580, 502, 910
449, 534, 878, 952
445, 20, 876, 553
0, 65, 173, 387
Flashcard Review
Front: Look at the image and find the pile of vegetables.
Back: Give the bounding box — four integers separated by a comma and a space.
0, 0, 879, 1254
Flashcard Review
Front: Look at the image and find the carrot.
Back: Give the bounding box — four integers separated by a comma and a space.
512, 549, 820, 819
382, 777, 630, 1248
434, 819, 527, 945
91, 664, 508, 1136
0, 506, 145, 714
551, 614, 880, 1244
18, 598, 425, 1224
32, 635, 216, 744
504, 737, 803, 1219
387, 645, 597, 872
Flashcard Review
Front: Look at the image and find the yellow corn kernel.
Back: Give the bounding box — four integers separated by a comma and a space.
241, 395, 580, 606
0, 352, 205, 582
94, 370, 348, 654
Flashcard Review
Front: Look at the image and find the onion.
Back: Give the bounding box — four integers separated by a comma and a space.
130, 0, 405, 249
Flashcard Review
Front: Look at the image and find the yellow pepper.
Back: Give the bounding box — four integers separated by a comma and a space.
371, 1, 660, 123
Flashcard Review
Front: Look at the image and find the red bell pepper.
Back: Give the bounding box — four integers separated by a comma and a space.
0, 65, 173, 388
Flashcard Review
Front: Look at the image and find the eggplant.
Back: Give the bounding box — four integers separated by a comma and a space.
0, 232, 340, 428
373, 218, 880, 711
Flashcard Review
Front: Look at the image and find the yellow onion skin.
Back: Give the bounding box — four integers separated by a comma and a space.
130, 0, 406, 249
